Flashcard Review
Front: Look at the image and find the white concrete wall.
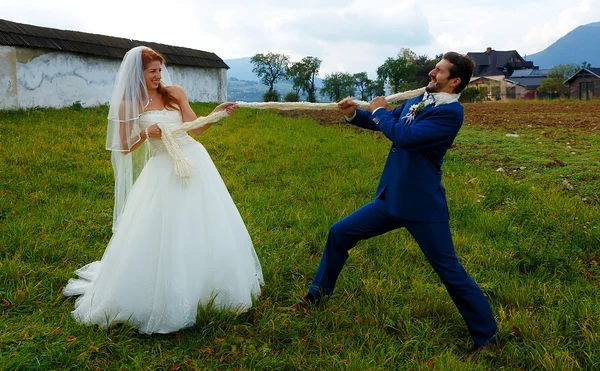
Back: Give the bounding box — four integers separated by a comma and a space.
15, 48, 120, 109
0, 46, 227, 110
0, 45, 18, 109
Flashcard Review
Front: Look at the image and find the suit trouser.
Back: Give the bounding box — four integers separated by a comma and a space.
309, 199, 498, 346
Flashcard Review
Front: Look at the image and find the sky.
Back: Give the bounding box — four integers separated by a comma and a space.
1, 0, 598, 78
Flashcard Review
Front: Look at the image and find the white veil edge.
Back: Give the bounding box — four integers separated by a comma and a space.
106, 46, 173, 232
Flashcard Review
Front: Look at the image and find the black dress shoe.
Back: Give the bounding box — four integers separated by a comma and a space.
471, 337, 502, 356
278, 293, 318, 313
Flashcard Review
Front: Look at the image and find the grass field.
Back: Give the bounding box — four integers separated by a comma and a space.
1, 101, 599, 370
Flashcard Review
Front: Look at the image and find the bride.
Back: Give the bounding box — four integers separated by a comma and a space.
63, 46, 263, 334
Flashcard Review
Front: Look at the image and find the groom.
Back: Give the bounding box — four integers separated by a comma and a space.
294, 52, 497, 348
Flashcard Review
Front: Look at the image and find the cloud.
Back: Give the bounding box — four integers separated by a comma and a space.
524, 0, 597, 52
420, 0, 600, 57
188, 0, 432, 76
2, 0, 600, 78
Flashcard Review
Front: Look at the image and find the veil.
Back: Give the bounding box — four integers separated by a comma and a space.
106, 46, 173, 232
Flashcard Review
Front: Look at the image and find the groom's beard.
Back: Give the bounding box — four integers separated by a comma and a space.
426, 81, 447, 94
426, 80, 443, 93
426, 81, 440, 93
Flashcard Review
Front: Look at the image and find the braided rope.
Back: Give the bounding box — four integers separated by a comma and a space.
235, 87, 425, 110
159, 87, 426, 181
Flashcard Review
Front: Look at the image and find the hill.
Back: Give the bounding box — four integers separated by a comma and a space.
527, 22, 600, 68
226, 78, 301, 102
224, 57, 260, 81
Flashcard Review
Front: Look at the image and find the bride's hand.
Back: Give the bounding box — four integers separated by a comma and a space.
213, 102, 238, 115
147, 123, 162, 138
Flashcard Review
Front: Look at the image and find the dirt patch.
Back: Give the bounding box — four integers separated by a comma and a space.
544, 159, 567, 168
277, 101, 600, 131
463, 101, 600, 131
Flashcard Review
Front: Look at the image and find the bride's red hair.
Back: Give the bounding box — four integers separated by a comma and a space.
141, 48, 179, 111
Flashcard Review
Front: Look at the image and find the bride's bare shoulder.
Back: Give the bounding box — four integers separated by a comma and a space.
165, 85, 190, 102
165, 85, 185, 94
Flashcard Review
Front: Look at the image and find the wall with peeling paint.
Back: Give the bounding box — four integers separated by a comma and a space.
0, 46, 227, 110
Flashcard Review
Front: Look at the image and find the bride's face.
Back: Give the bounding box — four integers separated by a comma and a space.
144, 61, 162, 91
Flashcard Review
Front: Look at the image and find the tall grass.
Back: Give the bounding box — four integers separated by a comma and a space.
0, 102, 599, 370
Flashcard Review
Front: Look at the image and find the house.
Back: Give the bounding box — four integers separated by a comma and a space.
0, 19, 229, 110
504, 69, 550, 99
564, 68, 600, 100
467, 47, 538, 100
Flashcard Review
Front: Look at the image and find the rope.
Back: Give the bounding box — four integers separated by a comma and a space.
235, 87, 425, 110
159, 87, 426, 181
158, 111, 229, 183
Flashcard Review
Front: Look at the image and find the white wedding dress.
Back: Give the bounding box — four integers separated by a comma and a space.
64, 109, 264, 334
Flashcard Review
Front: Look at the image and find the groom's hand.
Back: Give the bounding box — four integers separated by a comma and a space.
338, 97, 357, 118
369, 96, 388, 112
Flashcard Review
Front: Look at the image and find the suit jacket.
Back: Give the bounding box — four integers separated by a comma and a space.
349, 94, 463, 222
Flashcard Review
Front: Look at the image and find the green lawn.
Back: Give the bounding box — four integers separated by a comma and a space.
1, 102, 599, 370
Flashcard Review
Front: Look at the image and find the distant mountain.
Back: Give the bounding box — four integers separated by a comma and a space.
527, 22, 600, 68
224, 57, 324, 102
224, 57, 259, 82
227, 79, 301, 102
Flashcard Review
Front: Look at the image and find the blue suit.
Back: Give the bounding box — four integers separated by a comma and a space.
309, 94, 498, 347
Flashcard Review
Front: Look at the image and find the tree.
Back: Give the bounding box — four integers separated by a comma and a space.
581, 61, 592, 69
353, 72, 371, 101
320, 72, 355, 102
288, 56, 322, 102
409, 54, 439, 89
538, 63, 580, 98
376, 48, 418, 93
250, 52, 290, 100
367, 78, 385, 100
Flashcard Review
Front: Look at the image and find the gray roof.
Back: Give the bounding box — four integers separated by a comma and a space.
504, 68, 550, 89
564, 67, 600, 83
588, 68, 600, 77
0, 19, 228, 69
467, 49, 536, 77
510, 68, 550, 77
505, 76, 546, 89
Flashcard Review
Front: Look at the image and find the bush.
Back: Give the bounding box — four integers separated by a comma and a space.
459, 87, 479, 103
283, 92, 300, 102
478, 86, 488, 101
460, 86, 490, 103
262, 89, 280, 102
491, 85, 501, 100
70, 100, 84, 110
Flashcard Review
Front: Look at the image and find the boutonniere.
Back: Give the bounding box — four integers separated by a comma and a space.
401, 92, 460, 124
402, 97, 433, 124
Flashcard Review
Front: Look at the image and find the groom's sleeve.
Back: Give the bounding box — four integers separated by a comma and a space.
346, 109, 381, 131
371, 105, 463, 151
346, 102, 407, 132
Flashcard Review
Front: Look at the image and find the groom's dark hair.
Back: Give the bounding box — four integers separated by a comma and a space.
443, 52, 474, 93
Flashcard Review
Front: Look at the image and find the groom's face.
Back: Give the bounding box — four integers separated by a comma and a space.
427, 59, 460, 94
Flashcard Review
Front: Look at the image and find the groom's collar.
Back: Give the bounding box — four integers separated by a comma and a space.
422, 91, 460, 106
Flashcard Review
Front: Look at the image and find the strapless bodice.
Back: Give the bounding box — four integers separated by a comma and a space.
139, 109, 197, 154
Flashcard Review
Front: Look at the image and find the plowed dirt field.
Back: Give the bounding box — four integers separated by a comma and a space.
278, 101, 600, 131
